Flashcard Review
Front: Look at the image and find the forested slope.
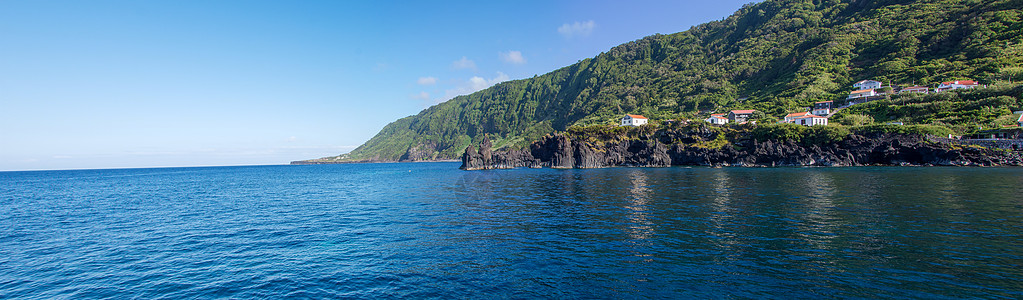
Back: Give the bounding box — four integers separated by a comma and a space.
312, 0, 1023, 162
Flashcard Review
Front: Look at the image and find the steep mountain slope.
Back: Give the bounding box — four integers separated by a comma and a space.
313, 0, 1023, 163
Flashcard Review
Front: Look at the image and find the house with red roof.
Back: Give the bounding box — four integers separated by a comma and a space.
812, 101, 833, 116
899, 86, 929, 94
792, 114, 828, 126
847, 88, 877, 99
783, 112, 812, 123
705, 113, 729, 125
620, 114, 648, 127
728, 110, 758, 123
936, 80, 979, 92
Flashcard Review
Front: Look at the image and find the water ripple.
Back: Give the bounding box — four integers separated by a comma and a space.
1, 165, 1022, 298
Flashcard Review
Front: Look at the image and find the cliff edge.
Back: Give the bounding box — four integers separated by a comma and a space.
461, 126, 1023, 170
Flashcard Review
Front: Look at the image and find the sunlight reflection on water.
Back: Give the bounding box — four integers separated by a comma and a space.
1, 164, 1021, 298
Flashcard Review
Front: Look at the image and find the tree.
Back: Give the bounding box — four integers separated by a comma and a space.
750, 111, 768, 122
835, 114, 875, 126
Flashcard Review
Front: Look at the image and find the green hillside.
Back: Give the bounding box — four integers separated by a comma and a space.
833, 84, 1023, 132
321, 0, 1023, 162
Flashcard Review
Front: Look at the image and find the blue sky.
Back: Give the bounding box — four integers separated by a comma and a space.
0, 0, 756, 171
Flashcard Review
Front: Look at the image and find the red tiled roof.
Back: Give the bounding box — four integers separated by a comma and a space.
814, 101, 833, 104
731, 110, 756, 114
850, 89, 874, 94
711, 113, 725, 117
793, 114, 825, 119
625, 114, 647, 119
785, 112, 811, 117
713, 116, 728, 120
941, 80, 978, 85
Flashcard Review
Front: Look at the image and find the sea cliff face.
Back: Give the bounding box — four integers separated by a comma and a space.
461, 132, 1023, 170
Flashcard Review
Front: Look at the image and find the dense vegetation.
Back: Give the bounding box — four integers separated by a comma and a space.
750, 122, 954, 144
324, 0, 1023, 162
832, 84, 1023, 132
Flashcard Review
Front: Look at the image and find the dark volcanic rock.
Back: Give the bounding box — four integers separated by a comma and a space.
461, 131, 1023, 170
531, 134, 573, 168
399, 141, 438, 162
460, 137, 539, 170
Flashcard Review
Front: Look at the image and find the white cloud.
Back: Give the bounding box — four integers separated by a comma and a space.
442, 72, 510, 101
558, 20, 596, 38
411, 91, 431, 100
499, 50, 526, 64
417, 76, 438, 85
451, 56, 477, 70
467, 76, 490, 91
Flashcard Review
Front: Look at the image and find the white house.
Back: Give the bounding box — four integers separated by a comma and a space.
847, 88, 877, 99
853, 80, 883, 90
783, 111, 811, 123
900, 86, 929, 94
705, 113, 729, 125
1018, 112, 1023, 127
792, 114, 828, 126
812, 101, 833, 116
620, 114, 648, 126
728, 110, 757, 123
936, 80, 979, 92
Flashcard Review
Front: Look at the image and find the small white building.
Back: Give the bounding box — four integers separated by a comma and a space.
1018, 113, 1023, 127
848, 88, 877, 99
620, 114, 648, 126
792, 114, 828, 126
900, 86, 929, 94
812, 101, 833, 116
783, 112, 811, 123
936, 80, 979, 92
705, 113, 729, 125
853, 80, 883, 90
728, 110, 757, 123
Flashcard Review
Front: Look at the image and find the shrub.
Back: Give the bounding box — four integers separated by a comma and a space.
567, 124, 627, 141
803, 126, 851, 146
751, 123, 807, 143
833, 114, 874, 126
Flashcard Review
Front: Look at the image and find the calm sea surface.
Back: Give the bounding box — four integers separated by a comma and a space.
1, 163, 1021, 299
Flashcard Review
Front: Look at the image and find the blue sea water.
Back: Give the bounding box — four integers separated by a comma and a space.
1, 163, 1021, 299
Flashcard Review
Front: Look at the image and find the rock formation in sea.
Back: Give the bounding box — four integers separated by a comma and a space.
460, 130, 1023, 170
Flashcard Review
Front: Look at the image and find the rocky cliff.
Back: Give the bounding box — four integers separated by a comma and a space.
460, 130, 1023, 170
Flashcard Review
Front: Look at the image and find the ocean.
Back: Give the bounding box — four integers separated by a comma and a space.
1, 163, 1021, 298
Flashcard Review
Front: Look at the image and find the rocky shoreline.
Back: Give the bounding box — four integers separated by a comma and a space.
460, 131, 1023, 170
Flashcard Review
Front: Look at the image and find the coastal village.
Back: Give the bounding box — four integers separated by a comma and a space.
463, 78, 1023, 170
620, 79, 1023, 144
